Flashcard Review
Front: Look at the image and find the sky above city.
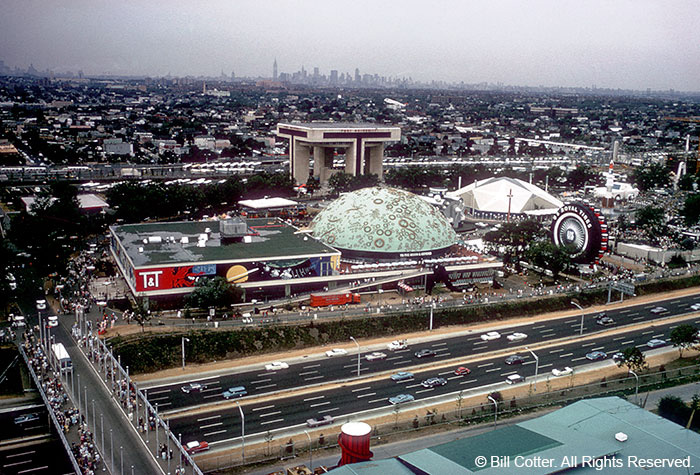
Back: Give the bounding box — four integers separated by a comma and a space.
1, 0, 699, 91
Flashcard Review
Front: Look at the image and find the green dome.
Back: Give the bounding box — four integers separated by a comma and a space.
311, 187, 457, 257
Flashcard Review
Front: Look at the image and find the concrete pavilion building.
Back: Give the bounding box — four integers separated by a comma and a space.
276, 122, 401, 186
311, 187, 458, 261
447, 176, 563, 222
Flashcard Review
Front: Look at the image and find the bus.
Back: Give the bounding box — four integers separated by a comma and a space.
51, 343, 72, 372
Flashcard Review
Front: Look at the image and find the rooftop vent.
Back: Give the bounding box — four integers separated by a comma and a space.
614, 432, 628, 442
180, 236, 189, 244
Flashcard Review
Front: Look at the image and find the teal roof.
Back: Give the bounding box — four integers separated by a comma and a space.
311, 187, 457, 255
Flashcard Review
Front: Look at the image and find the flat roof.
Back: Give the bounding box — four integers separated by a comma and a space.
111, 217, 339, 268
279, 122, 399, 130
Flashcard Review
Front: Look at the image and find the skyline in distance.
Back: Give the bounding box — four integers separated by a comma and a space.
1, 0, 699, 92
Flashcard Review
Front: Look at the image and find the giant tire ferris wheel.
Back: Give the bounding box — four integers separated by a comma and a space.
550, 202, 608, 264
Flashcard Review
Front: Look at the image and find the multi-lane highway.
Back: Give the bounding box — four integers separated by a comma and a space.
150, 292, 700, 449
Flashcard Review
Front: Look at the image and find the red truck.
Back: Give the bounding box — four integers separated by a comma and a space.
309, 293, 361, 307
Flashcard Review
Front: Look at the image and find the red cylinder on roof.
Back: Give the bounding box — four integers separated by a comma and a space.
338, 421, 373, 466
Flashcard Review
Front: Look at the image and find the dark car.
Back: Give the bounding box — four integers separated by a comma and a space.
181, 382, 206, 393
596, 314, 615, 326
505, 355, 524, 365
414, 349, 437, 358
421, 377, 447, 388
586, 351, 608, 361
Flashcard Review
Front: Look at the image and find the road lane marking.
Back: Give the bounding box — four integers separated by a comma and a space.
259, 411, 282, 418
571, 357, 586, 362
251, 379, 271, 384
310, 401, 330, 408
302, 364, 321, 369
642, 330, 654, 335
581, 342, 596, 347
7, 451, 35, 458
303, 396, 324, 402
621, 340, 634, 345
255, 384, 277, 390
196, 415, 221, 422
447, 375, 463, 380
432, 342, 447, 347
477, 362, 493, 368
154, 401, 172, 407
501, 371, 517, 376
591, 347, 605, 351
203, 429, 227, 437
147, 389, 170, 396
252, 405, 275, 412
416, 388, 434, 394
255, 373, 269, 377
393, 360, 409, 365
549, 348, 563, 353
199, 422, 223, 429
356, 392, 376, 398
319, 407, 339, 413
613, 336, 627, 341
387, 356, 403, 361
532, 324, 546, 329
459, 378, 478, 385
619, 309, 630, 314
298, 371, 317, 376
352, 387, 372, 393
485, 367, 502, 373
652, 334, 665, 338
202, 387, 221, 393
150, 396, 170, 402
633, 316, 645, 321
303, 376, 324, 382
563, 320, 577, 324
559, 353, 573, 358
406, 383, 421, 389
539, 363, 552, 369
260, 418, 284, 426
438, 370, 453, 376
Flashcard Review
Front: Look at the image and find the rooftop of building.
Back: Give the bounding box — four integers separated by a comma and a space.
111, 217, 339, 268
278, 122, 400, 130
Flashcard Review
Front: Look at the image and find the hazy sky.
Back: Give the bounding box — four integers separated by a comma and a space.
1, 0, 699, 91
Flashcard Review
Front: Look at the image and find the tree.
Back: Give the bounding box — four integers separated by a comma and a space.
525, 241, 573, 280
567, 165, 596, 188
668, 324, 698, 358
633, 163, 670, 191
483, 220, 547, 267
688, 394, 700, 430
185, 277, 243, 309
327, 173, 379, 195
682, 194, 700, 226
657, 395, 690, 426
615, 347, 648, 373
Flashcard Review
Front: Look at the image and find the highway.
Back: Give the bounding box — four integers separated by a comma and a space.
160, 292, 700, 448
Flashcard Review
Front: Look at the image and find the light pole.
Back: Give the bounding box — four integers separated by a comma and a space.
304, 430, 312, 470
629, 370, 639, 404
487, 395, 498, 426
350, 336, 360, 376
235, 401, 245, 461
181, 337, 190, 370
429, 301, 436, 331
525, 347, 539, 391
571, 300, 584, 336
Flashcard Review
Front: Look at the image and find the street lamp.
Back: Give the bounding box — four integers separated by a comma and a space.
304, 430, 312, 470
525, 347, 539, 391
429, 301, 436, 331
629, 370, 639, 404
571, 300, 584, 336
350, 336, 360, 376
487, 395, 498, 426
181, 337, 190, 370
235, 401, 245, 461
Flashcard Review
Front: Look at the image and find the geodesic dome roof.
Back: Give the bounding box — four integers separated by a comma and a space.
311, 187, 457, 256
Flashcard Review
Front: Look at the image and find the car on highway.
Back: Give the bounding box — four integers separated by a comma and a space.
222, 386, 247, 399
505, 355, 525, 365
612, 352, 624, 362
365, 352, 387, 361
505, 374, 524, 384
325, 348, 348, 357
480, 331, 501, 341
552, 367, 573, 377
265, 361, 289, 371
306, 415, 334, 428
454, 366, 471, 375
507, 332, 527, 342
689, 303, 700, 311
181, 383, 206, 393
36, 299, 47, 311
596, 314, 615, 326
390, 371, 414, 382
421, 377, 447, 388
650, 306, 668, 314
14, 413, 40, 425
646, 338, 667, 348
47, 316, 58, 328
185, 440, 209, 454
387, 340, 408, 351
414, 349, 437, 358
586, 351, 608, 361
388, 394, 415, 405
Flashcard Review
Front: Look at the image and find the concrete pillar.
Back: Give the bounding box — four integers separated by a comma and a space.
293, 140, 310, 185
367, 143, 384, 179
344, 142, 356, 176
285, 285, 291, 298
313, 146, 323, 179
313, 146, 335, 184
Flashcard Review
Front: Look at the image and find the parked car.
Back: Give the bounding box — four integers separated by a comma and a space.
414, 349, 437, 358
505, 374, 524, 384
480, 331, 501, 341
365, 352, 387, 361
388, 394, 415, 405
265, 361, 289, 371
14, 413, 40, 425
421, 377, 447, 388
47, 315, 58, 328
650, 306, 668, 314
586, 351, 608, 361
507, 332, 527, 342
454, 366, 471, 375
390, 371, 414, 382
306, 415, 334, 428
181, 382, 206, 393
222, 386, 247, 399
505, 355, 525, 365
387, 340, 408, 351
325, 348, 348, 357
185, 440, 209, 454
646, 338, 667, 348
551, 367, 573, 377
596, 314, 615, 326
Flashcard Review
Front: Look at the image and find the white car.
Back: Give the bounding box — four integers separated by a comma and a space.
36, 299, 47, 310
480, 331, 501, 341
325, 348, 348, 357
507, 332, 527, 342
690, 303, 700, 311
365, 352, 387, 361
650, 306, 668, 314
265, 361, 289, 371
552, 367, 573, 377
387, 340, 408, 351
47, 316, 58, 328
